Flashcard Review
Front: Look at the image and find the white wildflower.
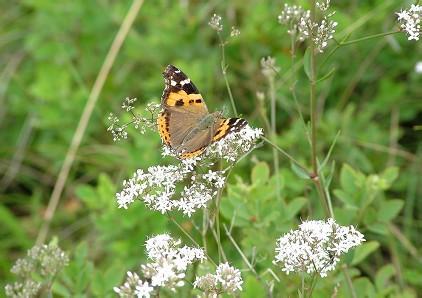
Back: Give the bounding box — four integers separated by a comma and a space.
116, 160, 228, 216
415, 61, 422, 74
216, 263, 243, 294
274, 218, 365, 277
316, 0, 331, 12
205, 124, 264, 162
114, 271, 152, 297
209, 14, 223, 32
122, 97, 137, 112
135, 281, 154, 298
230, 26, 240, 37
261, 56, 280, 79
396, 4, 422, 41
194, 263, 243, 296
279, 3, 337, 52
115, 235, 205, 296
278, 4, 307, 38
142, 234, 205, 291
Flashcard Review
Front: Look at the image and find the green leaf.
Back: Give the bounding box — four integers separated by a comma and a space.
290, 162, 309, 179
375, 264, 395, 290
351, 241, 380, 266
303, 47, 311, 80
243, 276, 266, 297
378, 199, 404, 222
340, 164, 359, 194
285, 197, 307, 220
352, 277, 376, 298
251, 162, 270, 185
315, 67, 336, 83
381, 166, 399, 186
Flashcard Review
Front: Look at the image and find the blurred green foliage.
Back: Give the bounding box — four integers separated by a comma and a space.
0, 0, 421, 297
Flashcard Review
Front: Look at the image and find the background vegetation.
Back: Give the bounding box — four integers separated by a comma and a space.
1, 0, 421, 297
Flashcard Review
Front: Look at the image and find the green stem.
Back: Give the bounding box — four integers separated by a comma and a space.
269, 75, 281, 201
339, 30, 399, 46
261, 136, 308, 174
309, 3, 318, 178
168, 215, 217, 267
218, 33, 238, 117
342, 266, 358, 298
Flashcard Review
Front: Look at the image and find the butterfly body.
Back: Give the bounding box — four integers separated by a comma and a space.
158, 65, 247, 159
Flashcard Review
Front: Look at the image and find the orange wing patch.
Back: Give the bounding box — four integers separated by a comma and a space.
180, 147, 206, 159
166, 90, 204, 107
157, 111, 171, 145
213, 119, 231, 142
213, 118, 248, 142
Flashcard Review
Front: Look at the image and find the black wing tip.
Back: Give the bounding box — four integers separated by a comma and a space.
227, 118, 248, 132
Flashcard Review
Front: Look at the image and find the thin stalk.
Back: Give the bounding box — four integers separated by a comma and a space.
342, 266, 358, 298
269, 74, 281, 201
339, 30, 399, 46
309, 3, 318, 177
35, 0, 145, 245
308, 1, 356, 295
261, 136, 308, 174
217, 33, 238, 117
168, 215, 217, 267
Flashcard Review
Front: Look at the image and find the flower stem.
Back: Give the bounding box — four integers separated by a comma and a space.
268, 73, 281, 201
342, 265, 358, 298
339, 30, 400, 46
218, 33, 238, 117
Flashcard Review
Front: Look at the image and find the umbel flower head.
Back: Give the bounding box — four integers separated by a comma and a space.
274, 218, 365, 277
116, 123, 263, 217
114, 234, 205, 297
194, 262, 243, 296
278, 3, 338, 53
396, 4, 422, 41
5, 243, 69, 298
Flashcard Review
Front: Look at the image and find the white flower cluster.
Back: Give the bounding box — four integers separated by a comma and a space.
274, 218, 365, 277
261, 56, 280, 79
116, 159, 227, 216
396, 4, 422, 41
278, 3, 338, 52
107, 112, 128, 141
5, 243, 69, 298
114, 234, 205, 297
194, 263, 243, 296
113, 271, 153, 298
204, 124, 264, 162
230, 26, 240, 37
209, 13, 223, 32
278, 3, 308, 40
316, 0, 331, 12
121, 97, 137, 112
108, 101, 161, 141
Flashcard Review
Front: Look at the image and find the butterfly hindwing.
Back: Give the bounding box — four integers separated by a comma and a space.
213, 118, 248, 142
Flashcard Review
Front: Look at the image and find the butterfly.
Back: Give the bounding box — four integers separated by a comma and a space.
157, 65, 247, 159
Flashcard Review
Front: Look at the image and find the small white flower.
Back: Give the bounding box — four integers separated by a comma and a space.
216, 263, 243, 294
230, 26, 240, 37
415, 61, 422, 74
205, 124, 264, 162
209, 14, 223, 32
396, 4, 422, 41
278, 3, 337, 52
274, 218, 365, 277
194, 263, 243, 296
316, 0, 331, 12
135, 281, 153, 298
